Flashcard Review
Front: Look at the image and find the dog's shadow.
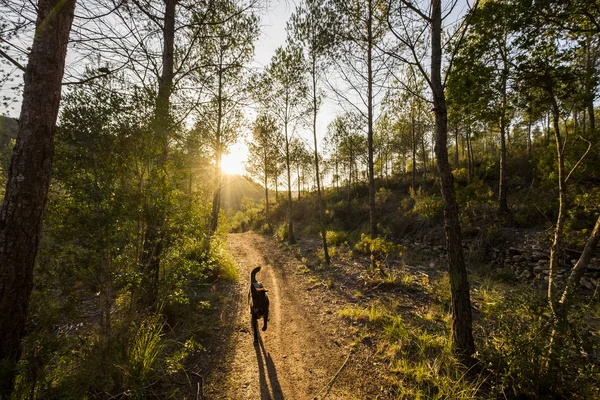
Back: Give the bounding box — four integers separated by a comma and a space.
254, 336, 284, 399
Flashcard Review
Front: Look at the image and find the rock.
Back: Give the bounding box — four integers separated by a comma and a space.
534, 265, 544, 274
512, 255, 524, 263
581, 278, 594, 290
509, 247, 522, 255
532, 252, 548, 261
520, 270, 533, 280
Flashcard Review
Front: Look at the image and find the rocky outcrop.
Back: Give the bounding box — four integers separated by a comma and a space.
492, 235, 599, 290
403, 230, 600, 291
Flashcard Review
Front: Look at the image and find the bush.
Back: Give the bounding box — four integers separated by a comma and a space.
409, 187, 443, 221
326, 230, 348, 246
276, 223, 289, 242
354, 233, 404, 270
339, 302, 482, 399
477, 290, 600, 399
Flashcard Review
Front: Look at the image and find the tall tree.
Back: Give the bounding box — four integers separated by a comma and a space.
254, 45, 308, 244
195, 1, 258, 236
325, 113, 367, 209
454, 0, 521, 214
139, 0, 178, 309
247, 115, 279, 233
0, 0, 77, 394
331, 0, 391, 240
514, 0, 597, 327
288, 0, 336, 263
387, 0, 478, 364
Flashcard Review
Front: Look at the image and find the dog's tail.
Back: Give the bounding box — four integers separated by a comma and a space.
250, 266, 261, 282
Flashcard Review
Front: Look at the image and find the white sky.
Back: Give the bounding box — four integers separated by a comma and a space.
224, 0, 347, 176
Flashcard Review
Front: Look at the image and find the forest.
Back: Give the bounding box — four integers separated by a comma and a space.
0, 0, 599, 398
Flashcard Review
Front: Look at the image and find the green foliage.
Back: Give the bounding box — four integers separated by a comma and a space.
375, 187, 392, 207
276, 223, 289, 242
477, 290, 600, 398
123, 315, 167, 398
325, 230, 348, 246
354, 233, 404, 271
339, 301, 482, 399
354, 234, 403, 257
409, 187, 444, 221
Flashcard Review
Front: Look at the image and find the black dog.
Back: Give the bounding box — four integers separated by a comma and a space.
248, 266, 269, 344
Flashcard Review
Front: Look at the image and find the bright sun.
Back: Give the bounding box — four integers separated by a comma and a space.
221, 142, 248, 176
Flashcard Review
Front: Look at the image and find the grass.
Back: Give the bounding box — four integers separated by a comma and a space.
338, 298, 484, 399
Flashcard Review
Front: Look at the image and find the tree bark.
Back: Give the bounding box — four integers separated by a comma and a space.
311, 56, 330, 264
498, 65, 509, 214
454, 125, 459, 169
527, 118, 532, 159
0, 0, 76, 394
556, 215, 600, 328
548, 96, 567, 313
412, 108, 417, 188
367, 0, 377, 240
430, 0, 475, 365
209, 66, 224, 236
284, 118, 296, 244
140, 0, 177, 309
264, 157, 271, 232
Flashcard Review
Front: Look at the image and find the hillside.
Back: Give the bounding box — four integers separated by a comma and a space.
220, 174, 266, 213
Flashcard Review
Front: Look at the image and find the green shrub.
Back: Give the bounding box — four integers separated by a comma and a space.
375, 187, 392, 208
339, 302, 482, 399
123, 315, 167, 398
276, 223, 288, 241
326, 230, 348, 246
354, 233, 404, 270
354, 234, 404, 258
478, 291, 600, 398
409, 187, 443, 221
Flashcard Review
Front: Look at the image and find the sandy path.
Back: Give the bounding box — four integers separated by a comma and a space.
206, 232, 354, 400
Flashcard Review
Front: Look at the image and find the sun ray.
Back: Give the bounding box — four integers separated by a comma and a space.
221, 142, 248, 176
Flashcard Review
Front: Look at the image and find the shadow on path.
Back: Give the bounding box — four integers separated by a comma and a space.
254, 335, 284, 399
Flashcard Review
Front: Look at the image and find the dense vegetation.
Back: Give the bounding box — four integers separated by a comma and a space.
0, 0, 598, 398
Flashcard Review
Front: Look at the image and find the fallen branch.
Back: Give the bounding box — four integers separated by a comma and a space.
313, 350, 353, 400
192, 372, 204, 400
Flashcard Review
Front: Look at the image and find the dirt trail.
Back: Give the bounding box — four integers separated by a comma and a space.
205, 232, 356, 400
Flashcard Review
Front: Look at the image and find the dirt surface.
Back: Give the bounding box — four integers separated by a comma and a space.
203, 232, 361, 400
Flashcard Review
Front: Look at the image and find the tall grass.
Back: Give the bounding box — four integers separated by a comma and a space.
123, 314, 167, 398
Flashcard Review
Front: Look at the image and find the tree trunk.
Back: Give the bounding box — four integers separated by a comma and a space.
527, 118, 532, 159
412, 110, 417, 188
284, 120, 295, 244
546, 111, 551, 145
264, 161, 271, 233
498, 124, 508, 213
548, 97, 567, 313
585, 34, 596, 133
421, 125, 427, 181
209, 150, 222, 235
430, 0, 475, 365
454, 125, 460, 169
555, 215, 600, 329
466, 125, 474, 182
209, 67, 224, 236
498, 65, 509, 214
140, 0, 176, 310
0, 0, 76, 394
312, 58, 330, 264
367, 0, 377, 240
